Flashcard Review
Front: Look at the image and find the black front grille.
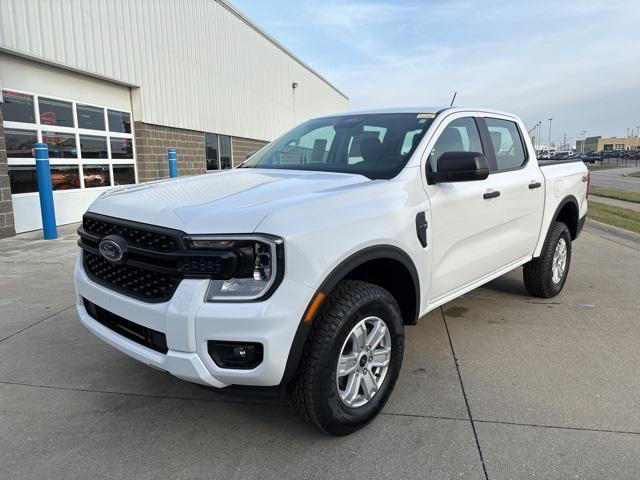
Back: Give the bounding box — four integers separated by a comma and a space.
83, 216, 178, 252
83, 298, 168, 354
84, 251, 180, 301
78, 213, 238, 303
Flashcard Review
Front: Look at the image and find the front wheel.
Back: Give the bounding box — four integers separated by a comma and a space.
287, 280, 404, 436
523, 221, 572, 298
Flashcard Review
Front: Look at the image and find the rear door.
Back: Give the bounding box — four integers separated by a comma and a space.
478, 115, 544, 265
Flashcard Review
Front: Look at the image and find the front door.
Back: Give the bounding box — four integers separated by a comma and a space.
426, 115, 508, 301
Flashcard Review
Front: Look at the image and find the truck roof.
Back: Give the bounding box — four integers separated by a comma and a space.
326, 106, 518, 119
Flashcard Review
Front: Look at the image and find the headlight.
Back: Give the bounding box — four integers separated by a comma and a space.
184, 235, 283, 302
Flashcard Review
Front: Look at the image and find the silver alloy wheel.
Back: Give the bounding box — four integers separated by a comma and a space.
336, 316, 392, 408
552, 237, 567, 284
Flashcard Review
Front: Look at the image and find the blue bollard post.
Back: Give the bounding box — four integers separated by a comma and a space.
34, 142, 58, 240
168, 148, 178, 178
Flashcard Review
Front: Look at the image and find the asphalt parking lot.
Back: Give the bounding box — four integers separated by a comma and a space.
1, 221, 639, 480
590, 166, 640, 192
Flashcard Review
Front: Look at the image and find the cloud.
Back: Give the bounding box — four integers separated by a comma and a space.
236, 0, 640, 139
307, 0, 640, 137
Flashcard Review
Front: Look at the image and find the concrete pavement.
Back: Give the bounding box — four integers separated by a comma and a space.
1, 223, 639, 479
590, 166, 640, 192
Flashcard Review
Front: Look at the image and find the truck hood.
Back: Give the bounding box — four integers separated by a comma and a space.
88, 168, 371, 233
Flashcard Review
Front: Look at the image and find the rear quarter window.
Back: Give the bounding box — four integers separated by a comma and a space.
485, 118, 527, 171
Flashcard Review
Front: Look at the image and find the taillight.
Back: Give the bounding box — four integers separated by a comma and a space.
586, 172, 591, 199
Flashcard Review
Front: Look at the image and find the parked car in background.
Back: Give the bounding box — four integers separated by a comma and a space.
548, 151, 573, 160
601, 149, 623, 159
74, 107, 589, 435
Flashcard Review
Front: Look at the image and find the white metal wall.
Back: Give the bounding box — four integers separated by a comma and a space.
0, 0, 348, 141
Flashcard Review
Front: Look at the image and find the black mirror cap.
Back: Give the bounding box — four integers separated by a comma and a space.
427, 151, 489, 184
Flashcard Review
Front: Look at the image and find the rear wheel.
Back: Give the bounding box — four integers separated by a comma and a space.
523, 221, 572, 298
287, 280, 404, 435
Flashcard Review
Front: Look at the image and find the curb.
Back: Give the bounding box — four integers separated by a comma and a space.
584, 219, 640, 252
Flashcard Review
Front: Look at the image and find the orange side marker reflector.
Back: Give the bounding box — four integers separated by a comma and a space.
304, 291, 326, 323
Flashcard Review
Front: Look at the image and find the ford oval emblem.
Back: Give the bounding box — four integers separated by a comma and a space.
99, 237, 126, 264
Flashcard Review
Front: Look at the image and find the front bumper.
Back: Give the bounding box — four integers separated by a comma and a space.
74, 253, 315, 388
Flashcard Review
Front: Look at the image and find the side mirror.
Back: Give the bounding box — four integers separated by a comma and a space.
427, 151, 489, 184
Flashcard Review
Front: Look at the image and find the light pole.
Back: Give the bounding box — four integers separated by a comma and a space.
548, 118, 554, 156
580, 130, 587, 153
536, 121, 542, 152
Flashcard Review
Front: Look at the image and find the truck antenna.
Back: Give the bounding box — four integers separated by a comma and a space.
449, 91, 457, 107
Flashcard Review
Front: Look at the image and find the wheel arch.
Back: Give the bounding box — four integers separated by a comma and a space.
280, 245, 420, 385
551, 195, 580, 240
317, 245, 420, 326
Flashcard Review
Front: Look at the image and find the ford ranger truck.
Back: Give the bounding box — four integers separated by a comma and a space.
75, 107, 588, 435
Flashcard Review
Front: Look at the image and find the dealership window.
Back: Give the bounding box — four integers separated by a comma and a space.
5, 129, 37, 158
77, 104, 105, 130
113, 165, 136, 185
39, 97, 74, 128
42, 131, 77, 158
1, 88, 136, 194
205, 133, 233, 171
1, 91, 36, 123
108, 109, 131, 133
51, 165, 81, 190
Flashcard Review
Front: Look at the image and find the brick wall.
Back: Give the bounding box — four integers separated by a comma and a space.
0, 108, 17, 239
134, 122, 206, 182
232, 136, 268, 166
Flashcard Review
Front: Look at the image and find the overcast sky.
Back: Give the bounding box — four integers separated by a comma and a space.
233, 0, 640, 144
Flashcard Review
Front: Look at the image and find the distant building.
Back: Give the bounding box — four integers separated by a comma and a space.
576, 136, 640, 153
0, 0, 348, 238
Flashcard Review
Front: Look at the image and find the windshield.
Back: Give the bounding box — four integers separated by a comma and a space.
240, 113, 435, 180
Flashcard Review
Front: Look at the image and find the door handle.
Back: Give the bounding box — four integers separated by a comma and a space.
528, 182, 542, 189
483, 190, 500, 199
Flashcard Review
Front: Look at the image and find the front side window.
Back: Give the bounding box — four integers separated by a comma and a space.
241, 113, 434, 180
1, 90, 35, 123
430, 117, 483, 171
485, 118, 526, 171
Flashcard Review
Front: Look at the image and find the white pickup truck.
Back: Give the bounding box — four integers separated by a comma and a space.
75, 107, 588, 435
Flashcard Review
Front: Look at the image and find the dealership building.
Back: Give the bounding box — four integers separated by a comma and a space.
0, 0, 348, 238
576, 135, 640, 153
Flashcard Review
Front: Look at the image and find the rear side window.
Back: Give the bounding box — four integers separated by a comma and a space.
485, 118, 527, 171
430, 117, 483, 171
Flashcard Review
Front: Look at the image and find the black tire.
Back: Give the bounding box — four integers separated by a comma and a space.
523, 221, 572, 298
287, 280, 404, 436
